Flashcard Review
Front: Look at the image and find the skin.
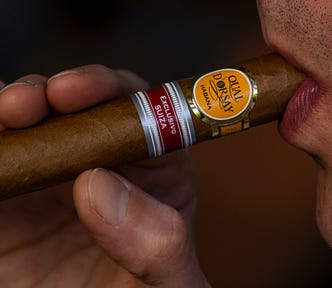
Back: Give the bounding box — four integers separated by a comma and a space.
0, 1, 331, 286
257, 0, 332, 246
0, 67, 210, 287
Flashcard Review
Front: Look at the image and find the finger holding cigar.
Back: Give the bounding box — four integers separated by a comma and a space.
0, 54, 307, 287
0, 54, 305, 200
0, 66, 150, 197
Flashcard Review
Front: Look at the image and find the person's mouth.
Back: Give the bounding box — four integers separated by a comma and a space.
279, 77, 320, 137
274, 52, 322, 142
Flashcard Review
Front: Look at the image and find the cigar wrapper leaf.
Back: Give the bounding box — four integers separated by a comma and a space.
0, 54, 305, 200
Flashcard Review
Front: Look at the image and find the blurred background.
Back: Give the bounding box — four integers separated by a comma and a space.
0, 0, 331, 286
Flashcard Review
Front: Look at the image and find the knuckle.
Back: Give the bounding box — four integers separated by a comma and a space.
129, 208, 190, 284
150, 207, 189, 262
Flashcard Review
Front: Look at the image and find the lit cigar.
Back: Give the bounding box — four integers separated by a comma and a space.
0, 54, 305, 200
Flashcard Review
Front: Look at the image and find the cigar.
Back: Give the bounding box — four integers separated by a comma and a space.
0, 54, 305, 200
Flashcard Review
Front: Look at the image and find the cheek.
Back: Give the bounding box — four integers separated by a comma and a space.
257, 0, 332, 86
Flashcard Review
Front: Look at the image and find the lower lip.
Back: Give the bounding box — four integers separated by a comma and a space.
279, 77, 319, 136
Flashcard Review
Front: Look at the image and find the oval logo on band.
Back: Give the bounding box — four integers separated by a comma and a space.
193, 69, 252, 121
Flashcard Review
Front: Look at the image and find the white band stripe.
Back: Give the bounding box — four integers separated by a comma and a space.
131, 82, 196, 157
165, 82, 196, 147
132, 91, 163, 157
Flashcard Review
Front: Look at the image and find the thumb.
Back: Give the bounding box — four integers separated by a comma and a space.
73, 168, 210, 287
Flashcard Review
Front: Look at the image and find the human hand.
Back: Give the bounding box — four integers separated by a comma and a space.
0, 66, 210, 287
256, 1, 332, 246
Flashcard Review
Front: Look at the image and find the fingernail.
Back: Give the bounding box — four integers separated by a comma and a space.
0, 81, 38, 94
88, 168, 129, 225
48, 68, 86, 83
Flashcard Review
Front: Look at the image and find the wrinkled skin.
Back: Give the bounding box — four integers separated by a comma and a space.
1, 1, 331, 286
0, 68, 210, 287
257, 0, 332, 246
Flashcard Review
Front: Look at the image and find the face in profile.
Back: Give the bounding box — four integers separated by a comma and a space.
257, 0, 332, 246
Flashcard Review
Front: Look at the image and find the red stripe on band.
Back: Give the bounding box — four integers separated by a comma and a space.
145, 85, 183, 153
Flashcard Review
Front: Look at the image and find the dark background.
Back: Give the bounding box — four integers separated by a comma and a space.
1, 0, 331, 286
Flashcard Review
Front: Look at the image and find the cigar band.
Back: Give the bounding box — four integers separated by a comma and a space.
131, 82, 196, 157
189, 68, 257, 137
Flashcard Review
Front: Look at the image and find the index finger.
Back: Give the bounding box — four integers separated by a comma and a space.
47, 65, 149, 113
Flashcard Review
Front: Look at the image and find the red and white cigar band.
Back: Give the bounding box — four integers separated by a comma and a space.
131, 82, 196, 157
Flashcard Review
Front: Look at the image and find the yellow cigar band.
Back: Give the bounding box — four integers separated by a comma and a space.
188, 68, 257, 137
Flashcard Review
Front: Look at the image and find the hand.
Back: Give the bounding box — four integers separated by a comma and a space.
257, 1, 332, 246
0, 66, 210, 287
